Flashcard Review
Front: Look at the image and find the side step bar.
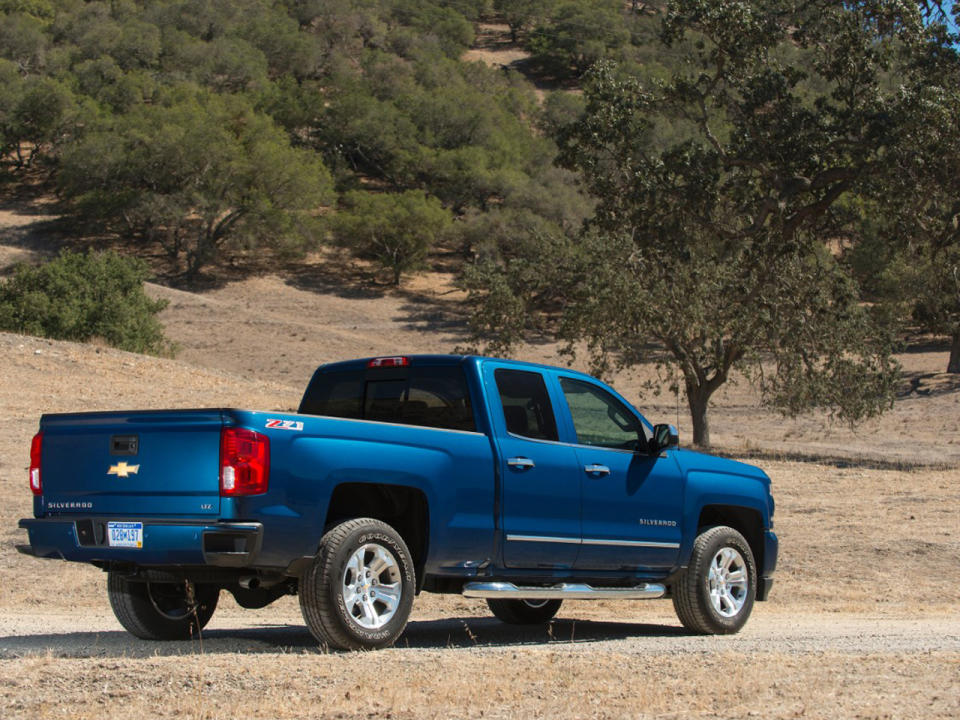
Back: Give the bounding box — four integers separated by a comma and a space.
462, 581, 666, 600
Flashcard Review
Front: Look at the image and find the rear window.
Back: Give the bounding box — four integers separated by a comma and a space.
299, 365, 476, 432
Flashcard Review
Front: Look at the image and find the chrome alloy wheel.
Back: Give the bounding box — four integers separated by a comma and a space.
707, 547, 748, 618
341, 543, 403, 630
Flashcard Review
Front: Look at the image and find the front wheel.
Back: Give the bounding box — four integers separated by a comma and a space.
487, 598, 562, 625
107, 573, 218, 640
671, 525, 757, 634
299, 518, 415, 650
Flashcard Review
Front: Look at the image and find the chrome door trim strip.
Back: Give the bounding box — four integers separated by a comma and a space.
581, 538, 680, 549
505, 534, 581, 545
506, 534, 680, 549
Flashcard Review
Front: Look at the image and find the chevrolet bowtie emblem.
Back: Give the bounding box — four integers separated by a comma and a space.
108, 462, 140, 478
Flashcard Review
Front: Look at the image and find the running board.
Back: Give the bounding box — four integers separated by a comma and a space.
462, 581, 666, 600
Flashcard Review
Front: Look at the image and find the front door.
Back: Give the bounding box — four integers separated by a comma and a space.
556, 376, 683, 571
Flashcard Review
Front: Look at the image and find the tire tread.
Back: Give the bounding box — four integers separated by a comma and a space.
486, 598, 562, 625
107, 573, 217, 640
672, 525, 756, 635
299, 517, 414, 650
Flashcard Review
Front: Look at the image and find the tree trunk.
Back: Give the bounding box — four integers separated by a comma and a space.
686, 384, 711, 448
669, 342, 738, 449
948, 330, 960, 374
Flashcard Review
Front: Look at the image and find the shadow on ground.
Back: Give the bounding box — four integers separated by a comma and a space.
0, 617, 687, 658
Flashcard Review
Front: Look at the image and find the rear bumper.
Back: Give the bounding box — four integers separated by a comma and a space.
17, 517, 263, 567
757, 529, 779, 601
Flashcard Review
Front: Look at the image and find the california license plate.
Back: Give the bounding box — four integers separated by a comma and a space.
107, 522, 143, 548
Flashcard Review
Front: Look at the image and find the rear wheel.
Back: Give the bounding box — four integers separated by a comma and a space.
299, 518, 415, 650
487, 598, 563, 625
107, 572, 218, 640
672, 525, 757, 634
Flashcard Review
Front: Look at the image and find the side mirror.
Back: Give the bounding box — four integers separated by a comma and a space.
650, 423, 679, 453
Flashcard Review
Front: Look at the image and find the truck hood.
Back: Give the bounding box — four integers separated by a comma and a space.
672, 449, 771, 485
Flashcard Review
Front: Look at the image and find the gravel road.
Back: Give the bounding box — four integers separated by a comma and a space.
2, 609, 958, 658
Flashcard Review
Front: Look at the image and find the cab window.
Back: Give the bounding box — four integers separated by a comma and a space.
559, 377, 644, 450
494, 369, 559, 442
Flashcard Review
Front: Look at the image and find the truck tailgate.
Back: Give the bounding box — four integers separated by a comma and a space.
39, 409, 224, 517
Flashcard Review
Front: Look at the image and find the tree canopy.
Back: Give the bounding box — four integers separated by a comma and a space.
333, 189, 452, 285
58, 87, 332, 276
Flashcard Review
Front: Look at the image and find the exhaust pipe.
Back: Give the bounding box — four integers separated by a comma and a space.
239, 575, 260, 590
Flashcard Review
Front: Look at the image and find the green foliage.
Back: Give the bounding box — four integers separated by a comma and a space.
0, 0, 54, 21
58, 87, 333, 276
318, 50, 557, 212
71, 56, 156, 111
539, 90, 586, 136
0, 11, 49, 72
0, 250, 172, 355
333, 190, 452, 285
392, 1, 476, 57
0, 66, 76, 167
494, 0, 555, 42
527, 0, 630, 78
849, 77, 960, 371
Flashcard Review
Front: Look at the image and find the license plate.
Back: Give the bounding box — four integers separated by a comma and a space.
107, 522, 143, 548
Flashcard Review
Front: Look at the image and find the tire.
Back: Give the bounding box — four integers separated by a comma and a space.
107, 572, 218, 640
487, 598, 562, 625
672, 525, 757, 635
299, 518, 415, 650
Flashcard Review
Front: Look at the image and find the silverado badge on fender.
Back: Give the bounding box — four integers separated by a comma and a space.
107, 462, 140, 478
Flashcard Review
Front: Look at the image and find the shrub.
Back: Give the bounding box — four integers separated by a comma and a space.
332, 190, 451, 286
0, 250, 173, 355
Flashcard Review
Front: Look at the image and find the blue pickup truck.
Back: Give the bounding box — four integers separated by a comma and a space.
19, 355, 777, 649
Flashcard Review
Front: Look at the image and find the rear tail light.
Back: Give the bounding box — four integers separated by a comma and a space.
367, 356, 409, 368
29, 431, 43, 496
220, 428, 269, 496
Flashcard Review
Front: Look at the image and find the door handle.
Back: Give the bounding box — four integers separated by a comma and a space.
507, 457, 536, 470
584, 464, 611, 476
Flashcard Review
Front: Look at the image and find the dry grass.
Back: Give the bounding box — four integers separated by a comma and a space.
2, 649, 957, 720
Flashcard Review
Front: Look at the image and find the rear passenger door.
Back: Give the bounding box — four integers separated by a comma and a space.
484, 364, 581, 569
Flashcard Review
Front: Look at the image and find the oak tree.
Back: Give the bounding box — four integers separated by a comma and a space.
468, 0, 957, 446
58, 87, 332, 276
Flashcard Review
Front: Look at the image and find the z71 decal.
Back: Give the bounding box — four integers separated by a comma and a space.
265, 419, 304, 431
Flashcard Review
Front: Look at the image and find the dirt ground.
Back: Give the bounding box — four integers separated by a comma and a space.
1, 208, 959, 718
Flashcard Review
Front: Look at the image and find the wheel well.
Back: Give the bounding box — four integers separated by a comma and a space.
325, 483, 429, 591
698, 505, 764, 572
